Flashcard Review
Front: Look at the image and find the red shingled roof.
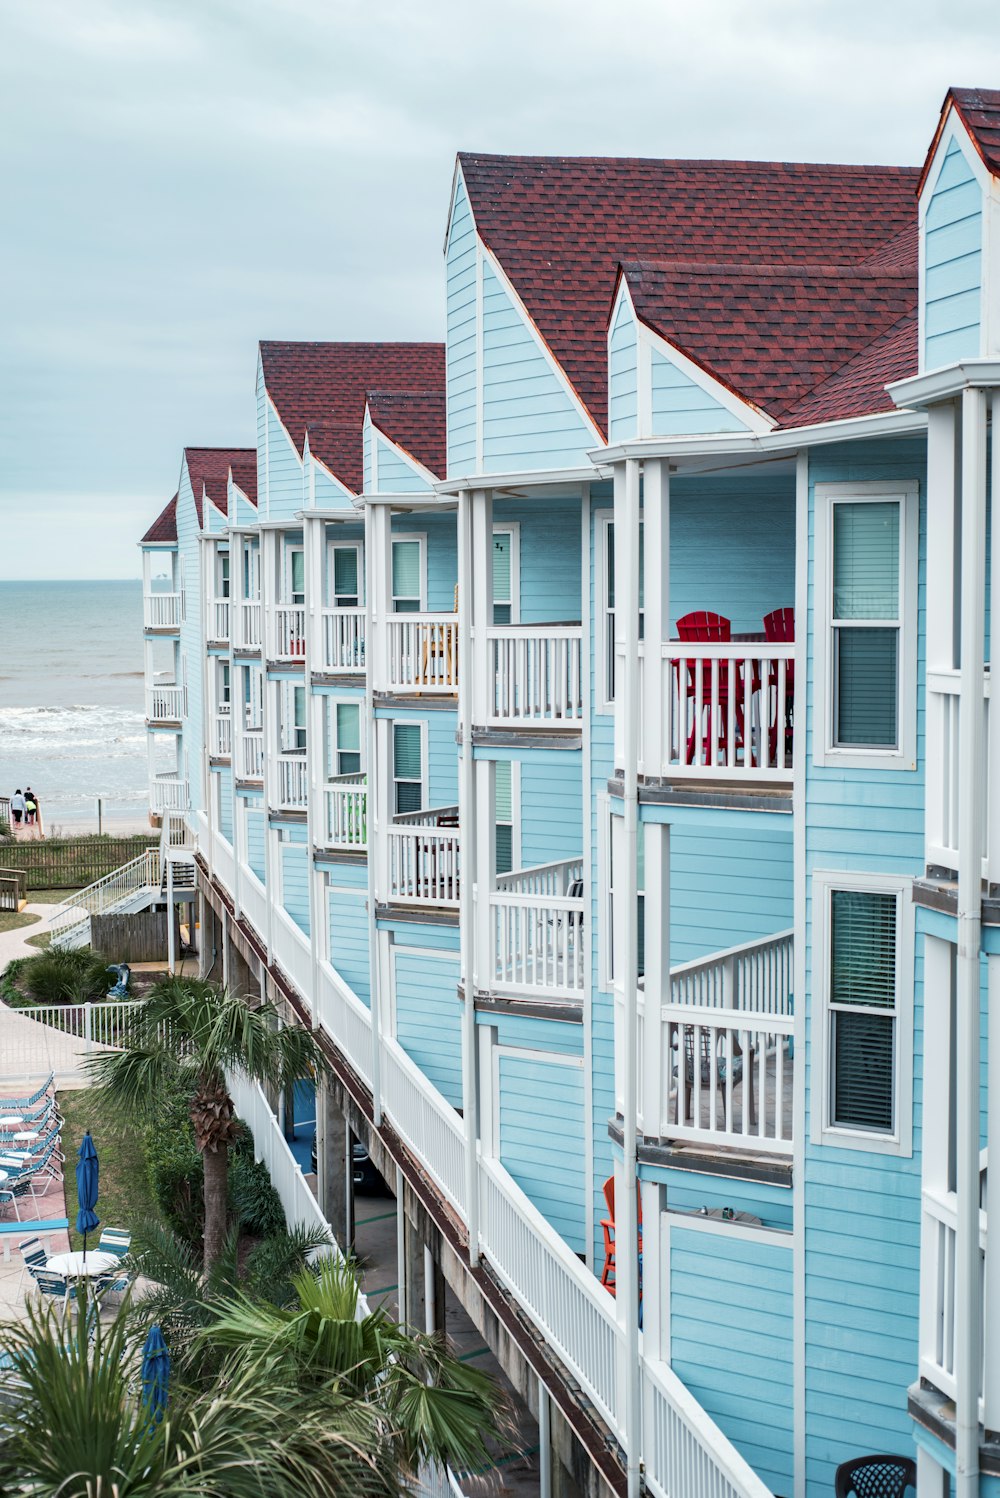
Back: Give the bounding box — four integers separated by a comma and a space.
230, 454, 257, 507
922, 87, 1000, 191
778, 311, 918, 427
459, 153, 921, 434
366, 390, 447, 479
260, 343, 445, 493
141, 494, 178, 545
184, 447, 256, 527
622, 259, 917, 423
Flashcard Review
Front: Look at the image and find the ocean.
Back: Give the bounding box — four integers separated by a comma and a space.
0, 580, 150, 832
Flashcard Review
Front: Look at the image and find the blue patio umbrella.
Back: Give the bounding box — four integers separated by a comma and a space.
75, 1131, 100, 1262
141, 1324, 170, 1427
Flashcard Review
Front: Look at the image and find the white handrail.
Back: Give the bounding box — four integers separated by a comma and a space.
384, 615, 458, 693
49, 850, 160, 940
495, 856, 583, 896
239, 600, 262, 649
276, 754, 309, 809
486, 624, 583, 725
273, 605, 307, 660
659, 642, 794, 781
238, 731, 264, 780
210, 599, 230, 641
386, 825, 461, 907
321, 607, 366, 672
143, 592, 180, 629
145, 685, 183, 722
669, 929, 794, 1014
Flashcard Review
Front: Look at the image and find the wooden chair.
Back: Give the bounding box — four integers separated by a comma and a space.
675, 612, 746, 766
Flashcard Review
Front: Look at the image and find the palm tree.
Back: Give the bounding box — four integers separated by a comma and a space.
88, 976, 328, 1272
200, 1254, 510, 1483
0, 1296, 391, 1497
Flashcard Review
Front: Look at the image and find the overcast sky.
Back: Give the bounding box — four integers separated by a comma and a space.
2, 0, 999, 579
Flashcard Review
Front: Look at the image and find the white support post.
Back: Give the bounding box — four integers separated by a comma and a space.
955, 386, 987, 1498
642, 459, 669, 778
985, 952, 1000, 1430
474, 759, 495, 993
395, 1164, 407, 1328
458, 487, 481, 1264
639, 1178, 664, 1362
423, 1244, 436, 1336
990, 393, 1000, 885
615, 456, 642, 1498
166, 859, 176, 976
221, 905, 230, 991
926, 401, 960, 874
470, 488, 493, 727
538, 1378, 552, 1498
641, 821, 669, 1137
368, 504, 392, 693
304, 514, 323, 1025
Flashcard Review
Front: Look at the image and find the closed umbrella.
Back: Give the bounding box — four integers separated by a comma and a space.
141, 1324, 170, 1426
75, 1131, 100, 1265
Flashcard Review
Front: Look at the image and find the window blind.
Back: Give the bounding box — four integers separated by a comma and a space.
290, 550, 305, 599
494, 760, 513, 875
494, 760, 512, 821
833, 502, 899, 620
831, 890, 896, 1006
393, 723, 422, 780
333, 548, 359, 601
835, 628, 898, 747
392, 541, 421, 602
833, 1012, 894, 1131
493, 533, 511, 603
336, 703, 360, 753
830, 889, 897, 1133
832, 501, 901, 749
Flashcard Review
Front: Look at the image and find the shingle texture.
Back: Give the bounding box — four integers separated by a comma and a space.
140, 494, 178, 545
260, 343, 446, 491
230, 454, 257, 507
366, 389, 447, 479
459, 153, 922, 431
184, 448, 256, 527
950, 87, 1000, 177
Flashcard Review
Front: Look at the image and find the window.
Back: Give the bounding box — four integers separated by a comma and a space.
812, 871, 913, 1155
815, 483, 917, 769
334, 702, 362, 777
243, 542, 260, 601
597, 514, 644, 712
282, 683, 306, 752
218, 660, 231, 710
391, 539, 422, 613
218, 552, 230, 599
494, 760, 514, 874
493, 530, 514, 625
330, 544, 361, 608
288, 547, 305, 606
393, 723, 423, 813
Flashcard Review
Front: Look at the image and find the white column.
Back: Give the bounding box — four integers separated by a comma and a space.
470, 488, 493, 727
474, 759, 495, 993
926, 401, 960, 874
166, 859, 176, 976
984, 952, 1000, 1430
641, 821, 669, 1137
368, 504, 392, 693
955, 386, 987, 1498
304, 514, 323, 1025
457, 487, 480, 1262
642, 459, 669, 778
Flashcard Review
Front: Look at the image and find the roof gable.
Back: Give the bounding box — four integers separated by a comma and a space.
140, 494, 178, 545
922, 88, 1000, 190
184, 447, 255, 528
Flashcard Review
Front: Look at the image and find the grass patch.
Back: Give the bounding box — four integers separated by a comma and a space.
58, 1089, 164, 1251
0, 910, 39, 934
26, 889, 83, 905
24, 931, 52, 951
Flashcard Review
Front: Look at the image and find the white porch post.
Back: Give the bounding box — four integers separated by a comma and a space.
955, 386, 987, 1498
166, 858, 176, 976
985, 393, 1000, 1430
364, 501, 384, 1127
925, 401, 960, 873
458, 487, 481, 1263
641, 822, 670, 1138
470, 488, 493, 727
304, 513, 323, 1025
642, 458, 669, 778
368, 503, 392, 694
259, 531, 277, 966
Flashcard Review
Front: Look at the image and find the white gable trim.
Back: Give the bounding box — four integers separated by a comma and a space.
477, 237, 605, 450
303, 431, 353, 502
635, 310, 775, 434
919, 109, 993, 215
918, 109, 996, 363
365, 408, 439, 490
607, 279, 646, 437
444, 159, 476, 254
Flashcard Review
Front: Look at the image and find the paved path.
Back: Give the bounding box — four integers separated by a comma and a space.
0, 901, 71, 965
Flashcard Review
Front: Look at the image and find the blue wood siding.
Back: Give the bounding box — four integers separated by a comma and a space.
375, 434, 434, 493
924, 138, 982, 369
649, 1166, 793, 1231
518, 753, 583, 868
498, 1052, 586, 1252
246, 807, 266, 881
280, 842, 310, 935
650, 347, 751, 436
608, 293, 639, 442
265, 402, 303, 519
477, 1010, 584, 1056
660, 816, 794, 963
446, 176, 478, 476
363, 417, 373, 492
670, 475, 795, 633
481, 259, 595, 471
803, 439, 927, 1491
328, 887, 370, 1007
312, 461, 354, 509
217, 766, 233, 842
494, 495, 582, 623
393, 947, 462, 1107
390, 511, 458, 613
669, 1226, 793, 1497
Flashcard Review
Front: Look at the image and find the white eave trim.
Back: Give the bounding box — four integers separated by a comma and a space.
434, 465, 600, 496
367, 418, 440, 489
635, 313, 778, 435
888, 358, 1000, 408
595, 406, 927, 464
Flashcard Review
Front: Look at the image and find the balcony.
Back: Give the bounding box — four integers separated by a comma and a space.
926, 668, 991, 877
486, 625, 583, 727
275, 753, 308, 811
386, 807, 461, 907
321, 607, 365, 673
145, 685, 183, 725
324, 775, 367, 852
655, 643, 795, 782
211, 711, 232, 758
238, 730, 264, 781
920, 1166, 988, 1413
150, 773, 188, 815
490, 857, 584, 996
384, 615, 458, 694
209, 599, 230, 643
272, 605, 306, 662
236, 600, 262, 651
143, 592, 181, 631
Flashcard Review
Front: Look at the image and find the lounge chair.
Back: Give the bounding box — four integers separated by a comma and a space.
97, 1228, 132, 1259
0, 1076, 54, 1112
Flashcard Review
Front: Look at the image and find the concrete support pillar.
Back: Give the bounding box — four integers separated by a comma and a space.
316, 1076, 350, 1248
423, 1243, 446, 1336
196, 890, 210, 980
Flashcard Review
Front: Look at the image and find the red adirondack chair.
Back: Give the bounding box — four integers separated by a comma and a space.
763, 607, 795, 764
675, 611, 745, 765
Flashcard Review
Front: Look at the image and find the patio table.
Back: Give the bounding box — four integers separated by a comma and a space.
0, 1116, 25, 1127
47, 1251, 117, 1280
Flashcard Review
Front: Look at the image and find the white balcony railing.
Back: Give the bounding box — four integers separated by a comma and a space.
659, 643, 795, 781
143, 592, 181, 630
386, 808, 461, 906
238, 730, 264, 781
210, 598, 230, 641
325, 776, 367, 851
385, 615, 458, 694
322, 607, 365, 673
146, 685, 183, 723
238, 600, 262, 650
273, 605, 307, 661
920, 1181, 987, 1412
926, 668, 991, 877
211, 712, 232, 758
149, 774, 188, 815
491, 857, 584, 996
487, 625, 583, 726
276, 753, 308, 810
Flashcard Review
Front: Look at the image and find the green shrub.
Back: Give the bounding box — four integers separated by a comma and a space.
228, 1155, 286, 1239
17, 947, 110, 1005
141, 1082, 204, 1247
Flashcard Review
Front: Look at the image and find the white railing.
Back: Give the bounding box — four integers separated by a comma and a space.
238, 730, 264, 780
926, 669, 991, 877
479, 1159, 620, 1432
385, 615, 458, 693
386, 814, 461, 906
487, 625, 583, 726
920, 1184, 987, 1410
669, 929, 794, 1014
641, 1357, 775, 1498
660, 643, 794, 781
161, 810, 193, 852
238, 600, 262, 650
10, 1000, 170, 1050
316, 963, 374, 1091
381, 1042, 468, 1216
325, 776, 367, 851
322, 607, 365, 672
490, 858, 585, 995
275, 754, 309, 810
145, 685, 183, 723
211, 712, 232, 758
273, 605, 307, 660
210, 598, 230, 641
227, 1072, 330, 1242
150, 775, 189, 815
272, 910, 313, 1012
143, 592, 180, 629
240, 869, 268, 940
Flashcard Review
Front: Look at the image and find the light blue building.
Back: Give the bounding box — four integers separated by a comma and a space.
132, 86, 1000, 1498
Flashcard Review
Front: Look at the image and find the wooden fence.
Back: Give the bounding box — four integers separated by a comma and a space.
91, 909, 170, 962
0, 868, 26, 912
0, 837, 158, 891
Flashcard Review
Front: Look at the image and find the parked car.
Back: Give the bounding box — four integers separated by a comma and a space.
310, 1135, 388, 1195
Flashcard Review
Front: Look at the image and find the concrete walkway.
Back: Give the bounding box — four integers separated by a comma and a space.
0, 901, 70, 964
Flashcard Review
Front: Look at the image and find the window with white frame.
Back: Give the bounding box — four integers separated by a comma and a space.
287, 546, 305, 606
243, 541, 260, 601
815, 483, 918, 769
813, 871, 913, 1155
217, 659, 231, 711
494, 760, 514, 874
218, 551, 230, 599
391, 538, 423, 613
597, 513, 644, 712
492, 529, 516, 625
392, 723, 423, 813
329, 543, 362, 608
281, 683, 306, 752
331, 701, 362, 777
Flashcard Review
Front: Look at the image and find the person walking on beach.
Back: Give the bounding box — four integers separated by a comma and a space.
9, 789, 25, 827
24, 789, 37, 826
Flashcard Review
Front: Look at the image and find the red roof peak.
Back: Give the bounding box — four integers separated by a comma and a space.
184, 447, 255, 526
140, 493, 178, 545
939, 86, 1000, 179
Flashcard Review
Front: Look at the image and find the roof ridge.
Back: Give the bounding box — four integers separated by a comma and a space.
623, 258, 914, 279
458, 149, 921, 176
